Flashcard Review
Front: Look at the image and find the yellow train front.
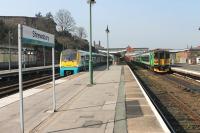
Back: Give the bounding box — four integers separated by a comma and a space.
60, 49, 84, 76
153, 50, 171, 73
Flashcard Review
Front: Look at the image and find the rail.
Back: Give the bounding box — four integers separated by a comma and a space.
0, 74, 60, 98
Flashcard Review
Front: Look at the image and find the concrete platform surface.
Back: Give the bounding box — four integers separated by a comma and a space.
171, 64, 200, 77
0, 65, 170, 133
124, 66, 170, 133
0, 65, 119, 133
172, 64, 200, 72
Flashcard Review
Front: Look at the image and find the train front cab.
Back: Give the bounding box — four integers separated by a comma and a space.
153, 50, 170, 73
60, 50, 81, 76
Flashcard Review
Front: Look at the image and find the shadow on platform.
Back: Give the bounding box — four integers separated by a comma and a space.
126, 100, 143, 118
47, 118, 126, 133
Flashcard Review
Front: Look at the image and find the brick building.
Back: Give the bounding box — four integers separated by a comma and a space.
170, 46, 200, 64
94, 41, 104, 50
125, 46, 149, 61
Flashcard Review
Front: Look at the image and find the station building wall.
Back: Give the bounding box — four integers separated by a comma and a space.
174, 49, 200, 64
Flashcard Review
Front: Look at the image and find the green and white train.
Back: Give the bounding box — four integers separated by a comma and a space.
133, 49, 171, 72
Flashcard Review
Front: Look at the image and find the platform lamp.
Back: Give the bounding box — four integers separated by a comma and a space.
87, 0, 96, 85
105, 25, 110, 70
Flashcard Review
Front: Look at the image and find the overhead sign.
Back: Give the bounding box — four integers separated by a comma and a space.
22, 25, 55, 47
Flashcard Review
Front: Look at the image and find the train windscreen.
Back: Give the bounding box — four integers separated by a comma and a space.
154, 51, 169, 59
154, 52, 159, 59
160, 52, 164, 59
62, 50, 77, 61
165, 52, 170, 59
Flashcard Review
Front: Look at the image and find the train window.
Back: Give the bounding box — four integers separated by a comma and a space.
62, 50, 77, 61
142, 55, 149, 62
81, 56, 85, 61
160, 52, 164, 59
154, 53, 158, 58
165, 52, 170, 58
0, 49, 4, 54
92, 57, 96, 61
85, 55, 89, 60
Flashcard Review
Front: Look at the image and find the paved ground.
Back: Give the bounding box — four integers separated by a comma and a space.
0, 65, 168, 133
0, 65, 120, 133
172, 63, 200, 72
123, 66, 167, 133
171, 63, 200, 77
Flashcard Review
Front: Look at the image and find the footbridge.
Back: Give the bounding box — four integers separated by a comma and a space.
98, 48, 127, 63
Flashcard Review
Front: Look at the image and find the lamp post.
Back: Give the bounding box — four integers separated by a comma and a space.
87, 0, 96, 85
105, 25, 110, 70
8, 31, 13, 70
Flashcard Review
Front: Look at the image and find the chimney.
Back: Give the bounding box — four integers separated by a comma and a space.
99, 41, 101, 46
93, 41, 95, 46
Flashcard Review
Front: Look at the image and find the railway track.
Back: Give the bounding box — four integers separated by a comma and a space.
0, 74, 61, 98
128, 63, 200, 133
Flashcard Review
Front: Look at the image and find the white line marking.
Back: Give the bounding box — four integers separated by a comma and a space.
126, 104, 149, 107
126, 97, 145, 100
0, 89, 44, 108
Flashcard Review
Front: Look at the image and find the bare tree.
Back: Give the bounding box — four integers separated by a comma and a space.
45, 12, 53, 20
75, 26, 87, 39
35, 12, 42, 17
55, 9, 76, 32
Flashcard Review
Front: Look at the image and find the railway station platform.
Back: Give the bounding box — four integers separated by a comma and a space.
0, 65, 170, 133
171, 64, 200, 77
0, 65, 59, 78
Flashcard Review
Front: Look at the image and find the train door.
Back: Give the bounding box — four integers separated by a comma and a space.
154, 52, 159, 66
165, 52, 170, 66
80, 55, 86, 70
160, 51, 164, 66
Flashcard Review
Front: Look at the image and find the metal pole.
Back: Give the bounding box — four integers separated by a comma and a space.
8, 31, 11, 70
43, 46, 46, 66
106, 26, 110, 70
18, 24, 24, 133
89, 2, 93, 85
52, 47, 56, 111
108, 33, 110, 69
23, 50, 26, 69
107, 32, 109, 70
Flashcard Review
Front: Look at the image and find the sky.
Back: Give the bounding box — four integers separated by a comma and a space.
1, 0, 200, 49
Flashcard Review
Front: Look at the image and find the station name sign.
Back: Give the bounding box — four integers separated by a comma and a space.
22, 25, 55, 47
32, 30, 49, 41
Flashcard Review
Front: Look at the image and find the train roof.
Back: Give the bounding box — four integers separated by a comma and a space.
132, 49, 170, 57
62, 49, 108, 57
149, 49, 170, 52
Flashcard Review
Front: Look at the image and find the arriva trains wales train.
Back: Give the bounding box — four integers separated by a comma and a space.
60, 49, 112, 76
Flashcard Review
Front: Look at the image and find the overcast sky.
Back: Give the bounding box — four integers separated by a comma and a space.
1, 0, 200, 49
